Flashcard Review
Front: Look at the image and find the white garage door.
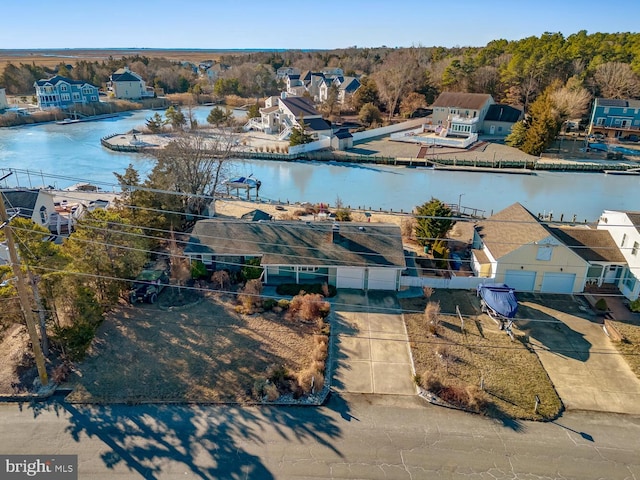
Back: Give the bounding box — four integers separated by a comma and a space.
541, 272, 576, 294
504, 270, 537, 291
367, 268, 398, 290
336, 267, 365, 289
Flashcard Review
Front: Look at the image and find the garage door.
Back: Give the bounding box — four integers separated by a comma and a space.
541, 272, 576, 294
336, 267, 365, 289
504, 270, 536, 291
367, 268, 398, 290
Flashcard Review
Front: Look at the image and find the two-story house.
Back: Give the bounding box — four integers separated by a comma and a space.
33, 75, 99, 109
597, 210, 640, 300
108, 67, 154, 100
254, 95, 331, 140
472, 203, 589, 293
588, 98, 640, 140
430, 92, 494, 137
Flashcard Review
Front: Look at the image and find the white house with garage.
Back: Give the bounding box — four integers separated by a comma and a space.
472, 203, 589, 293
597, 210, 640, 301
183, 220, 406, 291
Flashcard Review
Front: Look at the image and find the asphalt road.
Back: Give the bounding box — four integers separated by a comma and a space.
1, 393, 639, 479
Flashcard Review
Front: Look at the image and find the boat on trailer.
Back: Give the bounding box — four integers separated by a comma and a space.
477, 284, 518, 335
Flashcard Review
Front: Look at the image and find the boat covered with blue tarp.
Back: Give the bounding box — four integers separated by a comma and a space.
477, 284, 518, 319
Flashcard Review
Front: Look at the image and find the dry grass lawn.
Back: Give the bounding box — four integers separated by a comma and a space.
66, 290, 321, 403
609, 318, 640, 378
402, 291, 562, 420
0, 49, 226, 74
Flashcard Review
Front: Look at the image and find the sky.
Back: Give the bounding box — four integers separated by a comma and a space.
1, 0, 639, 50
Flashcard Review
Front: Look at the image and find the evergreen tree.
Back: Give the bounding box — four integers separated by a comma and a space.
414, 199, 455, 247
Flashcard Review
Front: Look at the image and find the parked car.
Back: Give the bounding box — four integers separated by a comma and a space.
129, 268, 169, 304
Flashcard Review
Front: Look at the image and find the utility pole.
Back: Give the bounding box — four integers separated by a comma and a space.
0, 182, 48, 386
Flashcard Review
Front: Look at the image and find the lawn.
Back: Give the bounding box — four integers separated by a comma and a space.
66, 290, 325, 403
401, 290, 562, 420
609, 317, 640, 378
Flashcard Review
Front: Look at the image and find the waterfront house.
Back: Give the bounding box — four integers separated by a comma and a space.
597, 210, 640, 301
33, 75, 99, 110
250, 95, 331, 140
587, 98, 640, 140
1, 188, 56, 230
430, 92, 494, 137
482, 104, 523, 136
318, 76, 361, 105
184, 220, 406, 291
108, 67, 154, 100
472, 203, 589, 293
548, 226, 627, 288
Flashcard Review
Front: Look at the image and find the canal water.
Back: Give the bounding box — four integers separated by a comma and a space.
0, 107, 637, 222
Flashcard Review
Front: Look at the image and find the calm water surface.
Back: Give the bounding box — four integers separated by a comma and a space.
0, 107, 637, 221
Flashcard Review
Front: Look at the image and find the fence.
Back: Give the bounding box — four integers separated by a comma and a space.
391, 130, 478, 149
351, 118, 427, 142
288, 136, 332, 155
400, 274, 492, 290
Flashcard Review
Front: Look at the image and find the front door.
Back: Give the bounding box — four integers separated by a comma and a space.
490, 125, 495, 135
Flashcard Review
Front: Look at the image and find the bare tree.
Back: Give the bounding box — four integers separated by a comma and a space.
551, 84, 592, 121
151, 129, 237, 218
374, 49, 422, 120
593, 62, 640, 99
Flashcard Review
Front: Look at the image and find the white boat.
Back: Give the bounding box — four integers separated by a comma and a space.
604, 168, 640, 175
224, 176, 260, 188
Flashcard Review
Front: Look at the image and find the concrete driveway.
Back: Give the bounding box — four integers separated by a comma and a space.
516, 294, 640, 415
331, 290, 415, 395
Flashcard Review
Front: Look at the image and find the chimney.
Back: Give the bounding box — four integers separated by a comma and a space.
332, 222, 340, 243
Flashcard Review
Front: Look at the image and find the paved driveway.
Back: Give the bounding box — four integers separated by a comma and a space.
516, 294, 640, 415
331, 290, 415, 395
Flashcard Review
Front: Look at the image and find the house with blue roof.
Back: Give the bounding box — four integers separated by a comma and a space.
33, 75, 99, 109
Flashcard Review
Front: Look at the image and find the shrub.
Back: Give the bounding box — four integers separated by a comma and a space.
425, 301, 441, 334
630, 299, 640, 313
52, 362, 71, 384
263, 383, 280, 401
595, 298, 608, 312
266, 364, 290, 389
191, 260, 208, 279
297, 367, 324, 394
241, 257, 263, 281
287, 293, 330, 322
277, 298, 290, 309
335, 208, 351, 222
53, 321, 97, 361
422, 286, 434, 299
263, 298, 278, 310
276, 283, 337, 297
210, 270, 230, 290
238, 279, 263, 312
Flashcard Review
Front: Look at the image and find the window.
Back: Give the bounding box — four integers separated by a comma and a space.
621, 233, 627, 247
623, 269, 637, 291
298, 266, 318, 272
633, 241, 639, 256
596, 117, 605, 126
60, 85, 68, 92
536, 245, 553, 261
39, 205, 47, 224
61, 94, 70, 101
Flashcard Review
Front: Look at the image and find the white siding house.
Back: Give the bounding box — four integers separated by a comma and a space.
597, 210, 640, 300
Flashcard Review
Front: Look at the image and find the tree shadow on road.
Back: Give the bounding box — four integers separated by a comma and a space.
25, 397, 346, 479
